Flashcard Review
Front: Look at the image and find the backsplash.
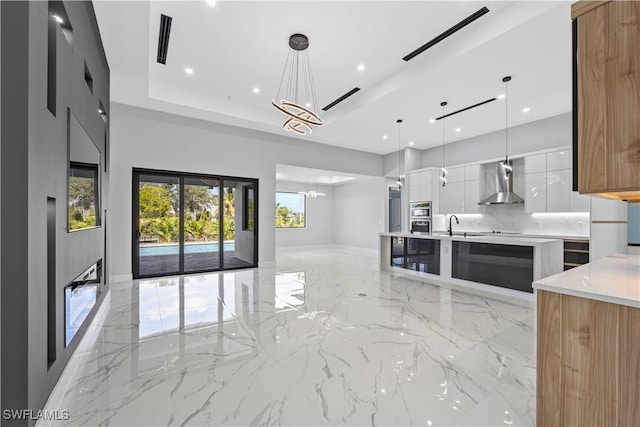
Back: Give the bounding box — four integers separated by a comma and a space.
432, 204, 589, 237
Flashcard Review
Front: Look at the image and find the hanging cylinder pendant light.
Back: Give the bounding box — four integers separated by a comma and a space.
440, 102, 448, 187
272, 34, 323, 135
501, 76, 513, 180
396, 119, 404, 189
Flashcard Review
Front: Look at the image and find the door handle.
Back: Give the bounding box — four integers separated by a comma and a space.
136, 229, 141, 239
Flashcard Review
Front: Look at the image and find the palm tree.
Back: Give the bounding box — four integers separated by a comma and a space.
223, 188, 235, 219
213, 188, 236, 219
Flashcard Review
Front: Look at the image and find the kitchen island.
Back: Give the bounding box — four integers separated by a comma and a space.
380, 232, 563, 295
533, 254, 640, 426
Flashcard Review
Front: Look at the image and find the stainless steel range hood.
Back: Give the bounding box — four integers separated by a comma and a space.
478, 161, 524, 205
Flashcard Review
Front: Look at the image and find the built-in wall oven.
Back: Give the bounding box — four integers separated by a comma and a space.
410, 201, 432, 234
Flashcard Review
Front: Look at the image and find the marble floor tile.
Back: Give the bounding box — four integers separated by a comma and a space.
40, 246, 536, 426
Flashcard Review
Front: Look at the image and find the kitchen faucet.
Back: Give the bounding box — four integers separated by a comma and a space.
448, 215, 459, 237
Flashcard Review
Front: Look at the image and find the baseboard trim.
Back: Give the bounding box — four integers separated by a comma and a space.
110, 273, 133, 283
276, 244, 378, 256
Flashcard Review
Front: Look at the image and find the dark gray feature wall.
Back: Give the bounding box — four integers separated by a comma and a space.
421, 113, 572, 168
1, 2, 109, 425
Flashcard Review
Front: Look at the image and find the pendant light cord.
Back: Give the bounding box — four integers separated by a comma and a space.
505, 78, 509, 162
397, 119, 403, 186
440, 101, 448, 187
442, 105, 446, 168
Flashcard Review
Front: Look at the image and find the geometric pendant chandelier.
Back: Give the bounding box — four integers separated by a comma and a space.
271, 34, 323, 135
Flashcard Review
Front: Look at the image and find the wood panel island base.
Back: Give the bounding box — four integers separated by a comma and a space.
534, 254, 640, 427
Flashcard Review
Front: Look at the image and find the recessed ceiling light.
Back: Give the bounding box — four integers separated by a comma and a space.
497, 93, 505, 100
429, 118, 436, 124
98, 109, 104, 114
51, 14, 64, 24
409, 141, 415, 146
455, 127, 461, 132
522, 107, 531, 113
253, 87, 260, 94
185, 67, 194, 75
205, 0, 216, 6
357, 64, 365, 71
382, 135, 388, 140
305, 102, 311, 108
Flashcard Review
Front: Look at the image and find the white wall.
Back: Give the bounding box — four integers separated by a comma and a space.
421, 113, 572, 168
275, 181, 334, 247
109, 103, 383, 279
332, 178, 386, 250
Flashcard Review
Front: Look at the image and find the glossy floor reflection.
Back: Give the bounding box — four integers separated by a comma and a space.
42, 247, 536, 426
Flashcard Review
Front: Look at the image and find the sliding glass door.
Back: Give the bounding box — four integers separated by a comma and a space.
135, 173, 181, 277
183, 177, 220, 272
133, 170, 257, 279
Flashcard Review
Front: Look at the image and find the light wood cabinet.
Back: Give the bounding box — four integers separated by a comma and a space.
537, 290, 640, 426
574, 1, 640, 201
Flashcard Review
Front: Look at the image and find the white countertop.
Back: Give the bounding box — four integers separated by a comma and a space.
381, 232, 561, 246
432, 230, 589, 241
533, 254, 640, 308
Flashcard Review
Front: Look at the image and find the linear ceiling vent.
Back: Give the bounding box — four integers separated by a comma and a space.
322, 87, 361, 111
435, 97, 496, 120
156, 14, 173, 64
402, 7, 490, 62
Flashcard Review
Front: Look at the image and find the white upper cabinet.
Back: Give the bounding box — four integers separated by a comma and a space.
438, 165, 479, 214
446, 166, 465, 183
546, 149, 572, 171
409, 169, 434, 202
546, 169, 571, 212
524, 149, 590, 213
410, 170, 432, 185
464, 179, 480, 213
525, 172, 547, 213
442, 181, 465, 214
526, 153, 547, 174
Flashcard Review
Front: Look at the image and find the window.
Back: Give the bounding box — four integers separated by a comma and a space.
275, 192, 305, 228
243, 185, 255, 231
69, 163, 99, 231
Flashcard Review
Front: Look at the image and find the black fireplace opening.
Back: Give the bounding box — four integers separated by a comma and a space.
64, 259, 102, 346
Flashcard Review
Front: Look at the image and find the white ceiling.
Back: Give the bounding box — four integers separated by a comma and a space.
275, 164, 375, 185
94, 0, 572, 155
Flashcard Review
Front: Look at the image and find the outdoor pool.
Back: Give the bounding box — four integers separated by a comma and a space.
140, 242, 235, 256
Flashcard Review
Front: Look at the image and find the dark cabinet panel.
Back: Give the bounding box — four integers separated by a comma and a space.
563, 239, 589, 271
390, 237, 440, 275
452, 241, 534, 293
406, 238, 440, 274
